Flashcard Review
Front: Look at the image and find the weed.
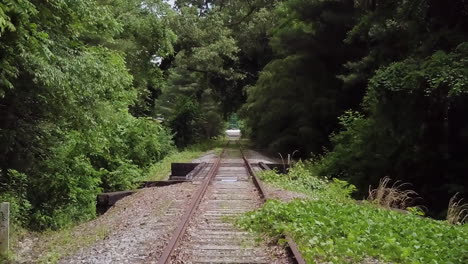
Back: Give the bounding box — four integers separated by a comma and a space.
257, 162, 340, 200
407, 206, 426, 217
447, 193, 468, 225
278, 150, 299, 172
367, 176, 419, 210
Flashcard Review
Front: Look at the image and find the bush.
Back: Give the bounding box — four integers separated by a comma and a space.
167, 96, 226, 148
0, 0, 178, 231
258, 162, 328, 195
26, 115, 175, 229
0, 170, 32, 227
313, 45, 468, 217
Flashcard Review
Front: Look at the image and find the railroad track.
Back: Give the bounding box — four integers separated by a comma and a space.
157, 140, 305, 264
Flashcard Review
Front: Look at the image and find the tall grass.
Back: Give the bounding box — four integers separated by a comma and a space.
367, 176, 419, 210
447, 193, 468, 225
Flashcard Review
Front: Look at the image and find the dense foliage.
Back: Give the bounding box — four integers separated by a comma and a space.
239, 166, 468, 263
241, 0, 364, 154
0, 0, 176, 229
156, 0, 282, 146
241, 0, 468, 216
1, 0, 467, 235
0, 0, 288, 231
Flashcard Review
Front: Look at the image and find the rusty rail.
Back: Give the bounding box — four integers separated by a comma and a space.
156, 147, 225, 264
157, 141, 305, 264
240, 148, 307, 264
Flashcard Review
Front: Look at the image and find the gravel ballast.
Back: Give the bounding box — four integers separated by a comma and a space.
61, 183, 196, 264
15, 183, 196, 264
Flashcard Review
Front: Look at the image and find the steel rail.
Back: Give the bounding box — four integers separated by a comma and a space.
156, 146, 226, 264
240, 147, 307, 264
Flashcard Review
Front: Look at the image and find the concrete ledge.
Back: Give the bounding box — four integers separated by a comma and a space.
139, 180, 190, 188
171, 163, 200, 177
96, 162, 206, 214
97, 191, 136, 207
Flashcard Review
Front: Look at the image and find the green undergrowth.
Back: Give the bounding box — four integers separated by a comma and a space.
259, 162, 356, 202
238, 164, 468, 263
143, 137, 226, 181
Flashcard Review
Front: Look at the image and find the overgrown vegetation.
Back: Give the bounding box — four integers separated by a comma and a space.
1, 0, 276, 237
1, 0, 467, 260
241, 0, 468, 217
1, 138, 225, 263
239, 165, 468, 263
0, 0, 178, 230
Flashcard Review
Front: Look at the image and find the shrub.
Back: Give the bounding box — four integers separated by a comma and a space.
0, 170, 32, 227
258, 162, 328, 195
313, 45, 468, 217
26, 114, 175, 229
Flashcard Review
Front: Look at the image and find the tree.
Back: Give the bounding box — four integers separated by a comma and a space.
157, 0, 283, 145
0, 0, 176, 229
316, 0, 468, 217
241, 0, 363, 155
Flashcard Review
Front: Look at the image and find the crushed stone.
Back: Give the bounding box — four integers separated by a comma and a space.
15, 183, 196, 264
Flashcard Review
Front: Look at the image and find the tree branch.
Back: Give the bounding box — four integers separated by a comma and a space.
225, 6, 257, 27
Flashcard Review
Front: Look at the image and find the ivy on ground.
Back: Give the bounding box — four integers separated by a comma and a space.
238, 166, 468, 264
